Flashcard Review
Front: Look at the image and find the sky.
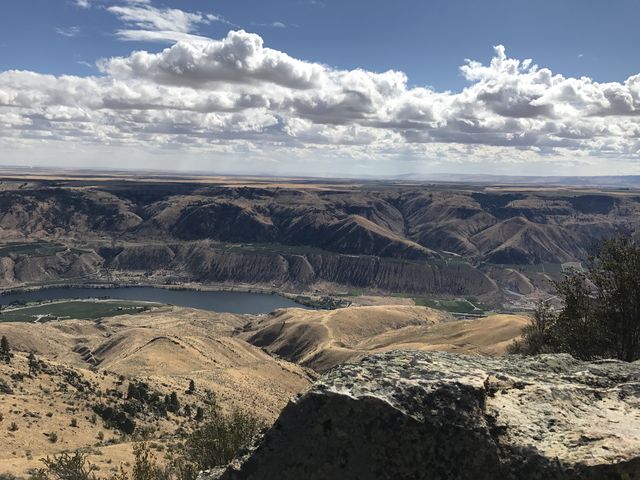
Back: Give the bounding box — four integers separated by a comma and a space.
0, 0, 639, 177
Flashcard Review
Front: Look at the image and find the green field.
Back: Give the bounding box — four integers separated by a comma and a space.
0, 241, 93, 258
413, 297, 482, 314
0, 241, 65, 257
0, 300, 160, 323
223, 242, 336, 256
485, 262, 565, 274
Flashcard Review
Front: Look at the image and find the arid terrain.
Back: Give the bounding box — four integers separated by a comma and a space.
1, 173, 639, 311
0, 305, 313, 477
241, 306, 527, 371
0, 172, 635, 477
0, 301, 526, 477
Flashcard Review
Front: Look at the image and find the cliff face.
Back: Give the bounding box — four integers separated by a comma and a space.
172, 247, 494, 295
0, 241, 496, 296
206, 351, 640, 480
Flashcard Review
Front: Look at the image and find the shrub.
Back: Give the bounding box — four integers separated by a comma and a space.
513, 237, 640, 361
28, 352, 40, 377
30, 452, 98, 480
29, 451, 128, 480
131, 442, 169, 480
184, 406, 264, 471
0, 336, 12, 364
186, 380, 195, 395
508, 300, 557, 355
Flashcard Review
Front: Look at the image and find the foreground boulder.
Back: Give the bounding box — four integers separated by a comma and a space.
205, 351, 640, 480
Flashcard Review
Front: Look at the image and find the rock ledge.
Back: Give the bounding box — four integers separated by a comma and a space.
206, 351, 640, 480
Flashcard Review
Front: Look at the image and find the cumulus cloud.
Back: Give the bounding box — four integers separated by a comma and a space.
101, 30, 325, 89
0, 34, 639, 173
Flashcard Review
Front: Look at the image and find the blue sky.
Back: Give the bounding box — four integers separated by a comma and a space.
3, 1, 639, 90
0, 0, 639, 176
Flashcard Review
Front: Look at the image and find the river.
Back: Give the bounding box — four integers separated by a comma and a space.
0, 286, 306, 314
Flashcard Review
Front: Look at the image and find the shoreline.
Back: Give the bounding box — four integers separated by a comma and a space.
0, 281, 288, 298
0, 281, 334, 312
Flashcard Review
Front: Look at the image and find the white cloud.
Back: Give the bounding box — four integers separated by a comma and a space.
114, 29, 212, 43
106, 2, 230, 44
107, 4, 210, 33
0, 35, 639, 174
56, 26, 81, 37
101, 30, 325, 90
253, 21, 288, 28
73, 0, 90, 8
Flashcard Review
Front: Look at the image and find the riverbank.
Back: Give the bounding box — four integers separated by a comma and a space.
0, 285, 310, 316
0, 281, 355, 311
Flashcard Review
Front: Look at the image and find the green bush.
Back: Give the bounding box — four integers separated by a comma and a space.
508, 300, 556, 355
512, 237, 640, 361
184, 406, 264, 471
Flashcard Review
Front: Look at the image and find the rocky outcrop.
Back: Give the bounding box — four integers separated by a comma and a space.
206, 351, 640, 480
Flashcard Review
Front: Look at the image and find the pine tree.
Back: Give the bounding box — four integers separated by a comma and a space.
169, 391, 180, 413
186, 379, 196, 394
127, 382, 137, 400
195, 406, 205, 421
0, 336, 11, 363
28, 351, 39, 376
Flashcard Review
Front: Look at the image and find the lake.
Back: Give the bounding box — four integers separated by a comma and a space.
0, 286, 306, 315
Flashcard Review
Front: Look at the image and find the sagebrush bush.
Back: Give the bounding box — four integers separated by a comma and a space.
29, 398, 263, 480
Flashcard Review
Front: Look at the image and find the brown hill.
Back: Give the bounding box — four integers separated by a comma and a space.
241, 305, 528, 371
1, 179, 637, 300
0, 300, 528, 476
1, 180, 635, 266
0, 306, 312, 418
0, 352, 169, 478
0, 306, 313, 477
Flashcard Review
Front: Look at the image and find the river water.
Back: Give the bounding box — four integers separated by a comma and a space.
0, 286, 306, 314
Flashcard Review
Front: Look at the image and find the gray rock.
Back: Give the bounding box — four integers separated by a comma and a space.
207, 351, 640, 480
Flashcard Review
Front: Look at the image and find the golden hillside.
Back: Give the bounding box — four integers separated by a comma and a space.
241, 305, 528, 371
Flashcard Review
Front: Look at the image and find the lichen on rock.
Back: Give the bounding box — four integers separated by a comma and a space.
204, 351, 640, 480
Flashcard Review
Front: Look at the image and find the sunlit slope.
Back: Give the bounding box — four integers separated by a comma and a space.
0, 306, 313, 419
241, 305, 528, 371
